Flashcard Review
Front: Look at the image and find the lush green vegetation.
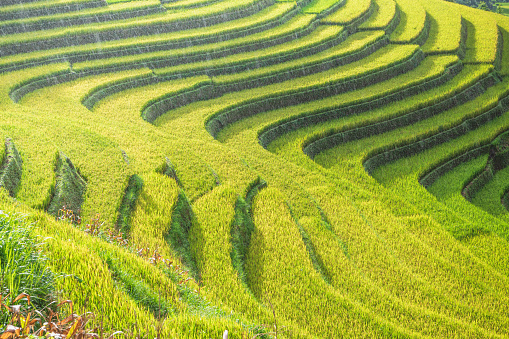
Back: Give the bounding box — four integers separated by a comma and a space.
1, 0, 509, 337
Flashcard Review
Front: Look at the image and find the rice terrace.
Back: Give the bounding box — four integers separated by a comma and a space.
2, 0, 509, 337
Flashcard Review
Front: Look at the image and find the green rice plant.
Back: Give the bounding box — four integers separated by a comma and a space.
0, 138, 22, 197
9, 63, 71, 103
420, 144, 490, 189
80, 68, 154, 110
471, 164, 509, 216
105, 256, 176, 318
230, 122, 509, 337
153, 23, 343, 79
166, 190, 200, 281
363, 79, 509, 179
358, 0, 397, 31
141, 77, 213, 123
0, 192, 255, 337
2, 0, 509, 336
229, 196, 254, 287
230, 177, 265, 287
246, 187, 422, 338
274, 64, 483, 156
157, 157, 181, 186
257, 123, 509, 337
164, 0, 223, 10
390, 0, 427, 43
311, 68, 503, 171
254, 112, 509, 335
302, 64, 493, 159
498, 27, 509, 75
129, 172, 180, 266
0, 0, 101, 15
279, 137, 509, 333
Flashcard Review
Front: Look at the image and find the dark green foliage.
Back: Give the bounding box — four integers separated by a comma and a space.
230, 197, 255, 286
501, 187, 509, 211
453, 0, 497, 11
116, 174, 143, 234
157, 157, 181, 186
448, 224, 490, 240
166, 190, 199, 281
0, 138, 22, 197
46, 152, 87, 218
231, 177, 265, 286
0, 211, 55, 324
105, 256, 176, 318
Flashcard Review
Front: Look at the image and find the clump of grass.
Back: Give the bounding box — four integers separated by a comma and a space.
0, 138, 22, 198
0, 211, 55, 325
166, 190, 200, 281
116, 174, 143, 235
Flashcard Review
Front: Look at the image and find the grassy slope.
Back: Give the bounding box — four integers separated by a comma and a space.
0, 0, 509, 338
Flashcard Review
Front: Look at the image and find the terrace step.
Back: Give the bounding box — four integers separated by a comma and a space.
358, 0, 399, 34
73, 12, 319, 73
303, 67, 497, 160
0, 0, 106, 21
390, 0, 428, 45
0, 0, 276, 57
83, 23, 351, 111
321, 0, 374, 34
363, 77, 508, 177
207, 45, 424, 138
0, 2, 297, 73
259, 56, 462, 149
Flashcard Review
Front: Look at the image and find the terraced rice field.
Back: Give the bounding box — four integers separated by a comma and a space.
1, 0, 509, 337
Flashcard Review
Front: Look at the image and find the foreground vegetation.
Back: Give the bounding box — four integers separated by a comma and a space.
1, 0, 509, 337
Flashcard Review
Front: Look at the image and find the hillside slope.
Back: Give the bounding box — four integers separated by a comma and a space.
0, 0, 509, 337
